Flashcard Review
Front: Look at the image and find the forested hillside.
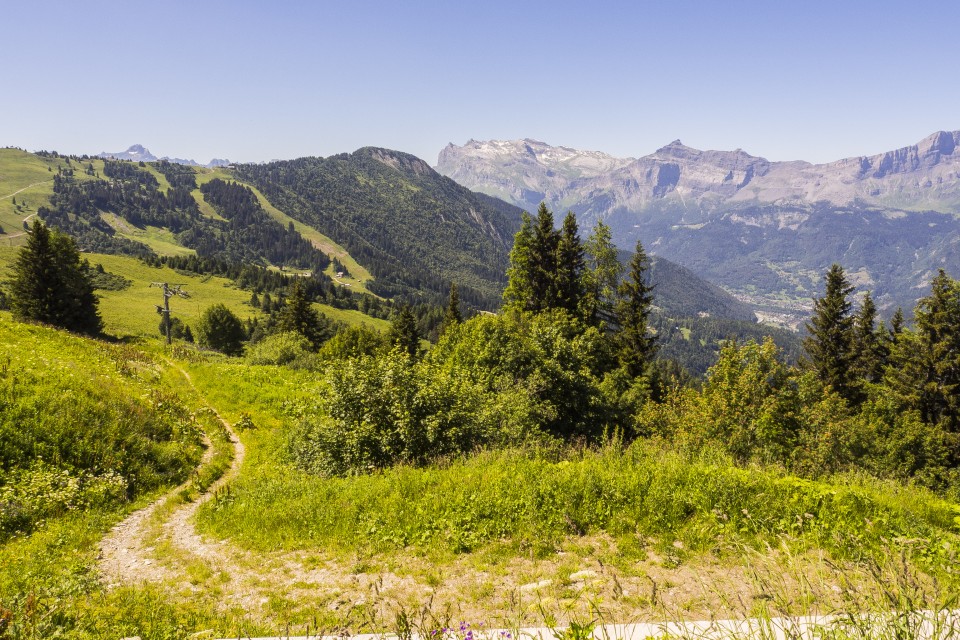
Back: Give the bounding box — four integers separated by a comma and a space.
235, 148, 524, 308
37, 159, 330, 272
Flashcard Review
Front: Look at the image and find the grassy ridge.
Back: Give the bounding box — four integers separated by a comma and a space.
185, 360, 960, 581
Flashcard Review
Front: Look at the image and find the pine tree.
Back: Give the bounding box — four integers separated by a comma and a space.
389, 305, 421, 360
802, 264, 856, 402
889, 307, 905, 340
581, 220, 623, 327
850, 291, 887, 394
615, 240, 657, 377
275, 280, 330, 349
554, 211, 585, 314
10, 220, 102, 335
440, 281, 462, 335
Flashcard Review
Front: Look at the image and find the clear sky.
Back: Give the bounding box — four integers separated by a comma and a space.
3, 1, 958, 165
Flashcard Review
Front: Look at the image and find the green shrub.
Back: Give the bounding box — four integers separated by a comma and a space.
290, 311, 621, 476
246, 331, 313, 366
195, 303, 245, 356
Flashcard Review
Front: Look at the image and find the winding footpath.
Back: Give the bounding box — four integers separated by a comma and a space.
98, 363, 246, 589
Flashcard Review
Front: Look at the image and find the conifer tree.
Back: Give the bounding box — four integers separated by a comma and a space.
850, 291, 887, 394
803, 264, 856, 402
529, 203, 560, 311
554, 211, 585, 314
10, 220, 102, 335
440, 281, 462, 334
615, 240, 657, 377
275, 279, 330, 349
390, 305, 421, 360
886, 270, 960, 436
503, 212, 534, 312
889, 307, 905, 340
581, 221, 622, 327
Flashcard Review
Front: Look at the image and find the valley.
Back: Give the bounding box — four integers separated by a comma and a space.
437, 132, 960, 325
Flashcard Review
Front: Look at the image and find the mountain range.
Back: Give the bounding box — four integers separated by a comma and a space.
98, 144, 230, 168
437, 131, 960, 325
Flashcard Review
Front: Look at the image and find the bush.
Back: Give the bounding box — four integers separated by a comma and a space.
290, 310, 622, 476
246, 331, 312, 366
195, 303, 245, 356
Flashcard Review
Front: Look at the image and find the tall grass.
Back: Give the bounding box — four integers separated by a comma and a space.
196, 439, 960, 575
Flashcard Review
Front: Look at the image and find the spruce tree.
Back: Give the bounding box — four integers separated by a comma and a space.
389, 305, 421, 360
615, 240, 657, 377
850, 291, 887, 394
440, 281, 462, 334
529, 203, 559, 311
581, 221, 622, 327
889, 307, 905, 340
503, 212, 534, 312
10, 220, 102, 335
275, 280, 330, 349
554, 211, 585, 314
803, 264, 856, 402
886, 270, 960, 436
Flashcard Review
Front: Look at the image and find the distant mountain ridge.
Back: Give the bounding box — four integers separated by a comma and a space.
437, 131, 960, 324
98, 144, 230, 169
437, 131, 960, 221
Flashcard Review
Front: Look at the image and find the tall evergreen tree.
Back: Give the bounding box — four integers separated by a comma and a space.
440, 281, 462, 334
503, 212, 534, 312
10, 220, 102, 335
850, 291, 887, 394
529, 203, 560, 311
390, 305, 421, 360
803, 264, 856, 402
275, 279, 331, 349
554, 211, 585, 315
615, 240, 657, 377
581, 220, 623, 328
889, 307, 905, 340
886, 270, 960, 437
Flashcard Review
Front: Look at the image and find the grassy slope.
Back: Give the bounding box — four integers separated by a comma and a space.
0, 317, 263, 638
100, 212, 197, 257
194, 167, 376, 293
0, 246, 258, 337
187, 360, 960, 578
0, 246, 387, 339
2, 151, 376, 296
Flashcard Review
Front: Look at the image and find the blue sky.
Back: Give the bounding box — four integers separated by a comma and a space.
3, 1, 958, 165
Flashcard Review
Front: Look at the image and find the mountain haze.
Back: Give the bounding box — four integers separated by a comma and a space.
438, 132, 960, 323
